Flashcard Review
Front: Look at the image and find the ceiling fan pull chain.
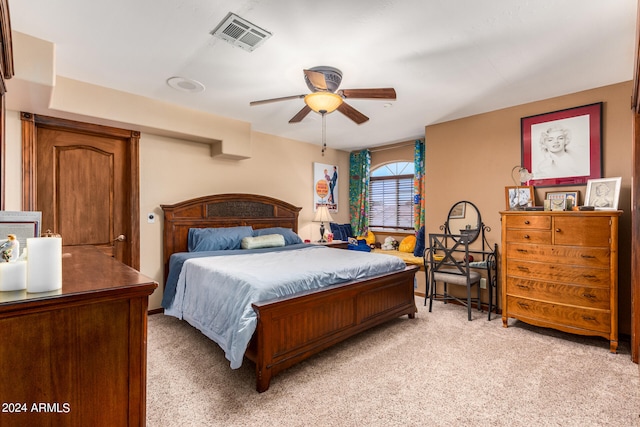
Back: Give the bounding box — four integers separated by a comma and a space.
321, 112, 327, 156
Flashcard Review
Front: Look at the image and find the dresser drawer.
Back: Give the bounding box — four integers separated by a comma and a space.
505, 243, 611, 268
553, 217, 612, 247
504, 230, 551, 244
505, 277, 610, 310
506, 260, 610, 287
506, 296, 610, 333
504, 215, 551, 230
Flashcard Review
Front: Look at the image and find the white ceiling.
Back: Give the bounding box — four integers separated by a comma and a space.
8, 0, 638, 151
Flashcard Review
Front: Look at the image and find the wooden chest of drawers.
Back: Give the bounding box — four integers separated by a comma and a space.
500, 210, 621, 352
0, 246, 157, 426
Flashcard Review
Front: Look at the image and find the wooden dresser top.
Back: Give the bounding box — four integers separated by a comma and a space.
0, 245, 157, 313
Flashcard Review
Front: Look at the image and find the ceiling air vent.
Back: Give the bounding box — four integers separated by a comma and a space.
210, 12, 272, 52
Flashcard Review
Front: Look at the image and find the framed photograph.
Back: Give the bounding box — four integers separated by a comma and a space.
545, 191, 579, 210
313, 162, 338, 213
449, 203, 465, 219
505, 186, 535, 210
584, 177, 622, 210
521, 102, 602, 187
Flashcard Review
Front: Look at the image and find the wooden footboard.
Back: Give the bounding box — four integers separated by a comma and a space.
247, 265, 418, 392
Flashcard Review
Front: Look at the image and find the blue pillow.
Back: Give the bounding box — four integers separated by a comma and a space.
329, 223, 344, 240
340, 224, 354, 240
253, 227, 302, 246
330, 223, 354, 241
413, 226, 426, 257
188, 226, 253, 252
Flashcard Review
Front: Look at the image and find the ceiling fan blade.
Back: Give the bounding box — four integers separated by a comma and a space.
303, 69, 328, 90
289, 105, 312, 123
250, 94, 306, 106
338, 88, 396, 100
337, 102, 369, 124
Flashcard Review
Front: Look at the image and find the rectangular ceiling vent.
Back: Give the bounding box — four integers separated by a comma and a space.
210, 12, 272, 52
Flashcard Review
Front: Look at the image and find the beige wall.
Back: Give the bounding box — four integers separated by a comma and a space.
425, 81, 634, 333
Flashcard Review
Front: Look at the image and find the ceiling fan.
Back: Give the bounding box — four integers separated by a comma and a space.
249, 66, 396, 124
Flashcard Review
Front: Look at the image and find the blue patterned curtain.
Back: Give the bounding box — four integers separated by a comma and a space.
413, 140, 425, 230
349, 149, 371, 236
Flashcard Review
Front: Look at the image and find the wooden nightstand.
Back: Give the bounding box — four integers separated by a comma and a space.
312, 240, 349, 249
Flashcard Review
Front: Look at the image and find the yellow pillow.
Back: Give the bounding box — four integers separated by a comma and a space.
399, 235, 416, 253
358, 231, 376, 245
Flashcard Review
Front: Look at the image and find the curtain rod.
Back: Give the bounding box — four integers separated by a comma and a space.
368, 139, 424, 153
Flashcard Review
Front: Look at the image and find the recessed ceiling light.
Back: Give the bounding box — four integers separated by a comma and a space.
166, 77, 205, 93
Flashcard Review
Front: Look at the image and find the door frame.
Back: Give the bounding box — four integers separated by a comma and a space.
20, 112, 141, 269
631, 0, 640, 364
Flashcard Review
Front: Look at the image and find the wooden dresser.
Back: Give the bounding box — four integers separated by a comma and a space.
500, 210, 621, 352
0, 246, 157, 426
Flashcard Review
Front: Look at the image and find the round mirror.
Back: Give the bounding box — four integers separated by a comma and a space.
445, 201, 481, 243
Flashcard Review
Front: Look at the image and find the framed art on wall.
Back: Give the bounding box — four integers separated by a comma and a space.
313, 162, 338, 212
521, 102, 602, 187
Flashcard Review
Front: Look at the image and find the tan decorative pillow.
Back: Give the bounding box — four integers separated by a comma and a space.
241, 234, 285, 249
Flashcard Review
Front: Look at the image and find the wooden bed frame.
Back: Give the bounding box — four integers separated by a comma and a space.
161, 193, 418, 392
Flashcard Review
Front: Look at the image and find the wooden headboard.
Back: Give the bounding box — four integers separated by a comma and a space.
160, 193, 302, 280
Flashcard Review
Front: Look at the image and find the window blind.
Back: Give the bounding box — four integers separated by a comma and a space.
369, 175, 413, 229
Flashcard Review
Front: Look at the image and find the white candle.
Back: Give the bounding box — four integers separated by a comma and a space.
26, 237, 62, 293
0, 261, 27, 291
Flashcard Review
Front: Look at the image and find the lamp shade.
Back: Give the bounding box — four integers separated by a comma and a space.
304, 92, 343, 113
313, 205, 334, 223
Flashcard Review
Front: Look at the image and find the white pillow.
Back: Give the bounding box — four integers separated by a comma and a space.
241, 234, 285, 249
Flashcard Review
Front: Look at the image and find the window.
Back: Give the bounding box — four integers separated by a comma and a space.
369, 162, 414, 230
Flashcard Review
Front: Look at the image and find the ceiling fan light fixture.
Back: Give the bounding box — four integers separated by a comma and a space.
304, 92, 343, 114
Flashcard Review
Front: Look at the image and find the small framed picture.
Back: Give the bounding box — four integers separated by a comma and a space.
549, 198, 566, 211
545, 191, 579, 210
505, 186, 535, 210
584, 177, 622, 210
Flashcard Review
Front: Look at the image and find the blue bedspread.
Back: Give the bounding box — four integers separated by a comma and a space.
163, 245, 406, 369
162, 243, 311, 308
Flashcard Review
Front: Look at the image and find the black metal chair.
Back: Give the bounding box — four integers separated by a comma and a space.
426, 233, 482, 321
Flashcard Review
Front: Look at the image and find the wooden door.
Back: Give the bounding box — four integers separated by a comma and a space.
21, 113, 140, 269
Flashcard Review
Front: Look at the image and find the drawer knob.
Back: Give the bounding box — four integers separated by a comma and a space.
517, 301, 530, 308
556, 228, 561, 232
582, 316, 596, 322
582, 293, 596, 300
523, 234, 530, 239
524, 220, 530, 225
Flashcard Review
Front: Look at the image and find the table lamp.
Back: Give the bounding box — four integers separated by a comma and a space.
313, 205, 334, 242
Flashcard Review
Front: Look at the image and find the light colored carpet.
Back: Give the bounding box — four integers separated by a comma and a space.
146, 298, 640, 427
